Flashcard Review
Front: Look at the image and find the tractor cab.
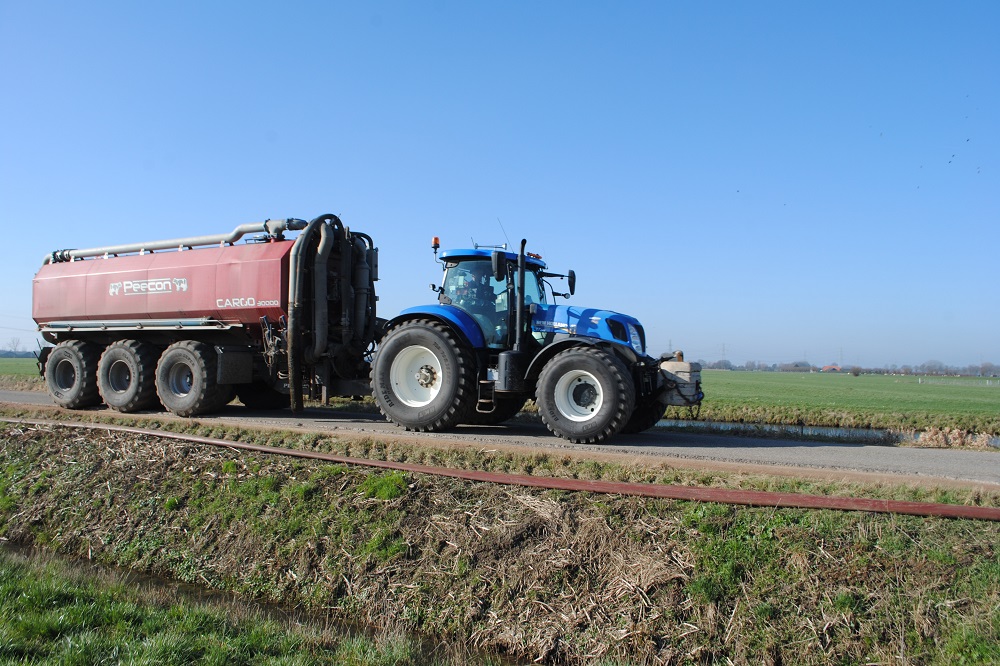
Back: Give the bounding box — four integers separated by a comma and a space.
436, 248, 553, 349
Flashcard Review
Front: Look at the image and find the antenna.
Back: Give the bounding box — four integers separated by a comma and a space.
497, 217, 511, 249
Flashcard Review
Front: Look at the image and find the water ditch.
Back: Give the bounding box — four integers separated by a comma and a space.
0, 541, 510, 665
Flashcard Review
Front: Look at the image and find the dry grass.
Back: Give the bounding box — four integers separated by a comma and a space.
913, 427, 996, 450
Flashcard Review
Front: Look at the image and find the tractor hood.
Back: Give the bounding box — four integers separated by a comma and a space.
531, 304, 646, 355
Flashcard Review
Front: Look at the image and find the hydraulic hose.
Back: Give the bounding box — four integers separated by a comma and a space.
308, 222, 335, 364
288, 215, 332, 412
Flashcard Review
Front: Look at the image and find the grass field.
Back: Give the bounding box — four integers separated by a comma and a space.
0, 358, 38, 376
679, 370, 1000, 436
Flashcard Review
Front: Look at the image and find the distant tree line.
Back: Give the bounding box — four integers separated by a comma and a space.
698, 358, 999, 377
0, 338, 35, 358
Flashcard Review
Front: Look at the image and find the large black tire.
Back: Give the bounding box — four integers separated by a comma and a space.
44, 340, 101, 409
97, 340, 159, 413
155, 341, 222, 417
536, 347, 636, 443
236, 382, 291, 410
620, 396, 666, 434
370, 319, 475, 432
466, 396, 526, 426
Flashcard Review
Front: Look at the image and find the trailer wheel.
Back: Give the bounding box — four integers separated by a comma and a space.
97, 340, 159, 413
155, 341, 221, 417
44, 340, 101, 409
620, 396, 666, 434
236, 382, 291, 410
536, 347, 635, 443
466, 396, 526, 426
370, 319, 474, 431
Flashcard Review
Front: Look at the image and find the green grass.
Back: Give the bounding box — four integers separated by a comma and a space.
0, 358, 38, 377
679, 370, 1000, 435
0, 549, 430, 665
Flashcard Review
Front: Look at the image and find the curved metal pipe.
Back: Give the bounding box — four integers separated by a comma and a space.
44, 218, 307, 264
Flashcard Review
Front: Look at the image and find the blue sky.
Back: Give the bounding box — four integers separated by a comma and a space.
1, 1, 996, 368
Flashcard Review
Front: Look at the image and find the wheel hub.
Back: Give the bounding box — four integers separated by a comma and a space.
416, 364, 437, 389
572, 381, 597, 408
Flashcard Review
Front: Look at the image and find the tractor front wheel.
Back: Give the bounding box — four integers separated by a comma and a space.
370, 320, 475, 431
536, 347, 635, 443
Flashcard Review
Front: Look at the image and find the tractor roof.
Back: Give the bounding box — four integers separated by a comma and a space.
438, 248, 547, 270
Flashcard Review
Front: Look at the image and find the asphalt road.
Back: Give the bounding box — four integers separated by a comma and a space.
3, 390, 999, 488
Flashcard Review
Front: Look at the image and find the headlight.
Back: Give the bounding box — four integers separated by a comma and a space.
626, 323, 644, 354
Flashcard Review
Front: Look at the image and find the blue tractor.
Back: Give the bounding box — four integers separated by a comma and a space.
370, 239, 702, 443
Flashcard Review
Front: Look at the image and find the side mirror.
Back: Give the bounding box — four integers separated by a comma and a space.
568, 270, 576, 296
491, 251, 506, 282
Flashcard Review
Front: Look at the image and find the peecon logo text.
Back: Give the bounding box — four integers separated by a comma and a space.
109, 278, 188, 296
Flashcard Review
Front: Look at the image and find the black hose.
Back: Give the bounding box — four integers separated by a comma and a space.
288, 214, 333, 412
514, 239, 526, 352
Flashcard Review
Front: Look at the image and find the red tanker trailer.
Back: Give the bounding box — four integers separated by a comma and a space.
33, 215, 380, 416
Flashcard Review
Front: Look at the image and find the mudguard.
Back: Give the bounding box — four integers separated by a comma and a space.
389, 304, 487, 349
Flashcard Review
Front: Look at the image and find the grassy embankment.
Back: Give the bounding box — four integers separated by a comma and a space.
1, 419, 998, 664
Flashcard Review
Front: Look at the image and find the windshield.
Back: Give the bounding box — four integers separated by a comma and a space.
442, 259, 547, 307
441, 258, 547, 346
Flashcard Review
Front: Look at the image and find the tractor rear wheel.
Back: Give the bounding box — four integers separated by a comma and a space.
370, 319, 475, 431
536, 347, 635, 443
98, 340, 159, 413
155, 341, 221, 417
44, 340, 101, 409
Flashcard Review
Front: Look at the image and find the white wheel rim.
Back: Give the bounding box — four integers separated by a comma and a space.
553, 369, 604, 422
389, 345, 442, 407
